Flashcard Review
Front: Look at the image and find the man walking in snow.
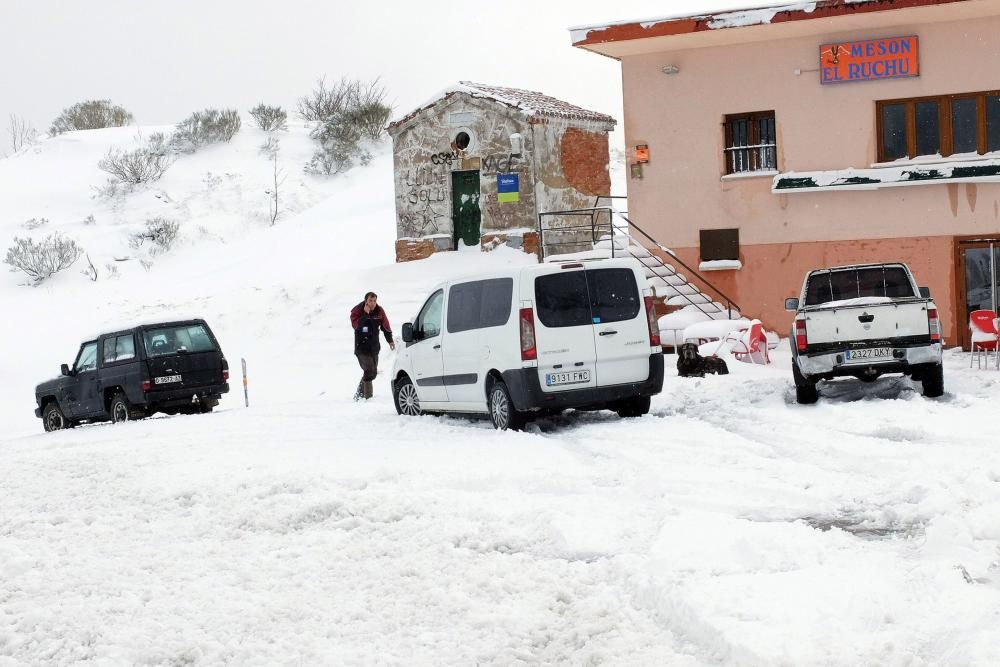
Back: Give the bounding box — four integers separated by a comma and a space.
350, 292, 394, 400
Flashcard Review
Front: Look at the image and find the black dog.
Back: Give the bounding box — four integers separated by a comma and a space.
676, 343, 730, 378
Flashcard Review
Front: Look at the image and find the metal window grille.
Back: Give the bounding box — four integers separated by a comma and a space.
724, 113, 777, 174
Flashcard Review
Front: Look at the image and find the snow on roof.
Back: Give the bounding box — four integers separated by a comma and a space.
570, 0, 969, 47
388, 82, 616, 131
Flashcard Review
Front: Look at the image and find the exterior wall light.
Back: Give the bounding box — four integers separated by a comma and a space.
661, 65, 680, 75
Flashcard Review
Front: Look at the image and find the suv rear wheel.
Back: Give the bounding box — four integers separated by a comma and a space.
110, 393, 143, 423
792, 363, 819, 405
393, 375, 422, 417
42, 402, 70, 432
488, 381, 526, 431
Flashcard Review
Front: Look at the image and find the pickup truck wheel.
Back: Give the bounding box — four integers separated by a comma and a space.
393, 375, 422, 417
920, 363, 944, 398
792, 363, 819, 405
110, 393, 143, 423
488, 381, 526, 431
615, 396, 651, 418
42, 402, 70, 432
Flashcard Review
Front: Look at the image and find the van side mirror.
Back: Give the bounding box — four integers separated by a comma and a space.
60, 363, 72, 376
401, 322, 414, 343
919, 286, 931, 298
784, 298, 800, 311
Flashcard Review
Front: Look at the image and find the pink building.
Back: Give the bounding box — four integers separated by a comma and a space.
573, 0, 1000, 348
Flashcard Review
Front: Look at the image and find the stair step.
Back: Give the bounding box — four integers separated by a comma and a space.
666, 293, 712, 306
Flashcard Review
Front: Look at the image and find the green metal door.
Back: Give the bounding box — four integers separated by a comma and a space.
451, 170, 481, 248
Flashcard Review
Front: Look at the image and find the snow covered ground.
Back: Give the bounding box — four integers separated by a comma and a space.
3, 127, 1000, 665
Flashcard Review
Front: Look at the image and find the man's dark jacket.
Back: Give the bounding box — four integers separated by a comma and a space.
351, 303, 393, 355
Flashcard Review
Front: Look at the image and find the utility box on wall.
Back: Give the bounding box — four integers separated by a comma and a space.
387, 81, 617, 263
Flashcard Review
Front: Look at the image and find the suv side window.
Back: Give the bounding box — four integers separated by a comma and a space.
75, 341, 99, 373
447, 278, 513, 333
104, 334, 137, 364
416, 290, 444, 339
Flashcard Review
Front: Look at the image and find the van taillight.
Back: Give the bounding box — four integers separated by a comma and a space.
142, 380, 151, 393
519, 308, 537, 361
644, 296, 660, 347
795, 318, 808, 353
928, 308, 941, 341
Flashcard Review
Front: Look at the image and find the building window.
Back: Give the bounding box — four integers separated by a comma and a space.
724, 111, 777, 174
877, 90, 1000, 161
700, 228, 740, 261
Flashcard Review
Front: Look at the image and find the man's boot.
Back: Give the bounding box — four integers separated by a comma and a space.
353, 381, 364, 402
363, 380, 373, 400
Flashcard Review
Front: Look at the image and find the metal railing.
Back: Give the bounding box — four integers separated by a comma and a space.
537, 200, 740, 321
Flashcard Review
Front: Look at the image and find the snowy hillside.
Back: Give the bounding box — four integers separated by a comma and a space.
3, 124, 1000, 665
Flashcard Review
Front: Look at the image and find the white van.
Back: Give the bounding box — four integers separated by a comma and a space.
391, 258, 664, 430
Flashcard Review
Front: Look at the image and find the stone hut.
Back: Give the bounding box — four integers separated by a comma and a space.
387, 82, 616, 262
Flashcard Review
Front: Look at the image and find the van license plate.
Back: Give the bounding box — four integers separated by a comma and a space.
546, 370, 591, 386
154, 374, 182, 384
845, 348, 891, 361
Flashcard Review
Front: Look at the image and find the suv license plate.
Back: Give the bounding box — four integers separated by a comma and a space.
546, 370, 591, 386
845, 348, 892, 361
154, 374, 182, 384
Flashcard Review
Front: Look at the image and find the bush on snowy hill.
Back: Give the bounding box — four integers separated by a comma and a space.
4, 233, 83, 285
98, 132, 174, 185
127, 217, 179, 256
248, 104, 287, 132
171, 108, 242, 153
305, 118, 371, 176
49, 100, 133, 135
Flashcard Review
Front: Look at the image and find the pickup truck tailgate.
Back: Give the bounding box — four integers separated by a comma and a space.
804, 300, 930, 344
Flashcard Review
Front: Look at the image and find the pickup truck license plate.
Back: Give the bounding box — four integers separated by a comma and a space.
845, 348, 892, 361
546, 370, 591, 386
154, 374, 182, 384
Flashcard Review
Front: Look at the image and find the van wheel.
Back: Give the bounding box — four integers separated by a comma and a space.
393, 376, 421, 417
488, 381, 526, 431
615, 396, 651, 418
110, 393, 142, 423
792, 363, 819, 405
42, 402, 70, 432
920, 363, 944, 398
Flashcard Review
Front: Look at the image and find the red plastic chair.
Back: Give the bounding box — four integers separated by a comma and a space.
969, 309, 999, 369
732, 319, 770, 365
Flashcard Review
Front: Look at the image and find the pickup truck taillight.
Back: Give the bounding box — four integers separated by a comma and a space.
644, 296, 661, 347
927, 308, 941, 342
142, 380, 151, 393
795, 318, 808, 352
223, 370, 230, 381
519, 308, 537, 361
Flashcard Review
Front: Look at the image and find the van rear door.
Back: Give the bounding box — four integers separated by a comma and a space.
141, 322, 224, 390
588, 266, 650, 386
531, 265, 599, 393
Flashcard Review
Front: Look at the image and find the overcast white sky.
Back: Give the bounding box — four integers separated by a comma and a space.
2, 0, 770, 149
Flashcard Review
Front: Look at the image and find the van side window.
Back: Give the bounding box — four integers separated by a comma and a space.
103, 334, 136, 364
75, 341, 99, 372
535, 271, 591, 328
416, 290, 444, 339
447, 278, 513, 333
588, 269, 640, 324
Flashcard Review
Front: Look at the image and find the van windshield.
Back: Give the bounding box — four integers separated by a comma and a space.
535, 268, 640, 327
143, 324, 216, 358
804, 266, 915, 306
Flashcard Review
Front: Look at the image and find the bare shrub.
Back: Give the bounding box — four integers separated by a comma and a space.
297, 77, 360, 122
4, 233, 84, 284
50, 100, 133, 135
8, 114, 38, 154
128, 217, 179, 255
249, 104, 287, 132
93, 177, 129, 201
98, 144, 173, 184
23, 217, 48, 230
81, 254, 98, 281
171, 108, 242, 153
348, 79, 392, 140
305, 116, 371, 176
104, 262, 120, 279
83, 214, 96, 225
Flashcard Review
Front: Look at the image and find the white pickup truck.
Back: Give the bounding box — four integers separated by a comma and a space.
785, 262, 943, 404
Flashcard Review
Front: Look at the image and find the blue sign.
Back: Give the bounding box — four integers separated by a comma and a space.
497, 173, 519, 203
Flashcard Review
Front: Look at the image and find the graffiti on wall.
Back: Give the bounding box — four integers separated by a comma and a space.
481, 153, 521, 175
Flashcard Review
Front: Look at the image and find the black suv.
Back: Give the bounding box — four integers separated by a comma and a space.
34, 319, 230, 432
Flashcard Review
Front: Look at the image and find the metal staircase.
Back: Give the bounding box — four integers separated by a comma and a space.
537, 197, 743, 347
